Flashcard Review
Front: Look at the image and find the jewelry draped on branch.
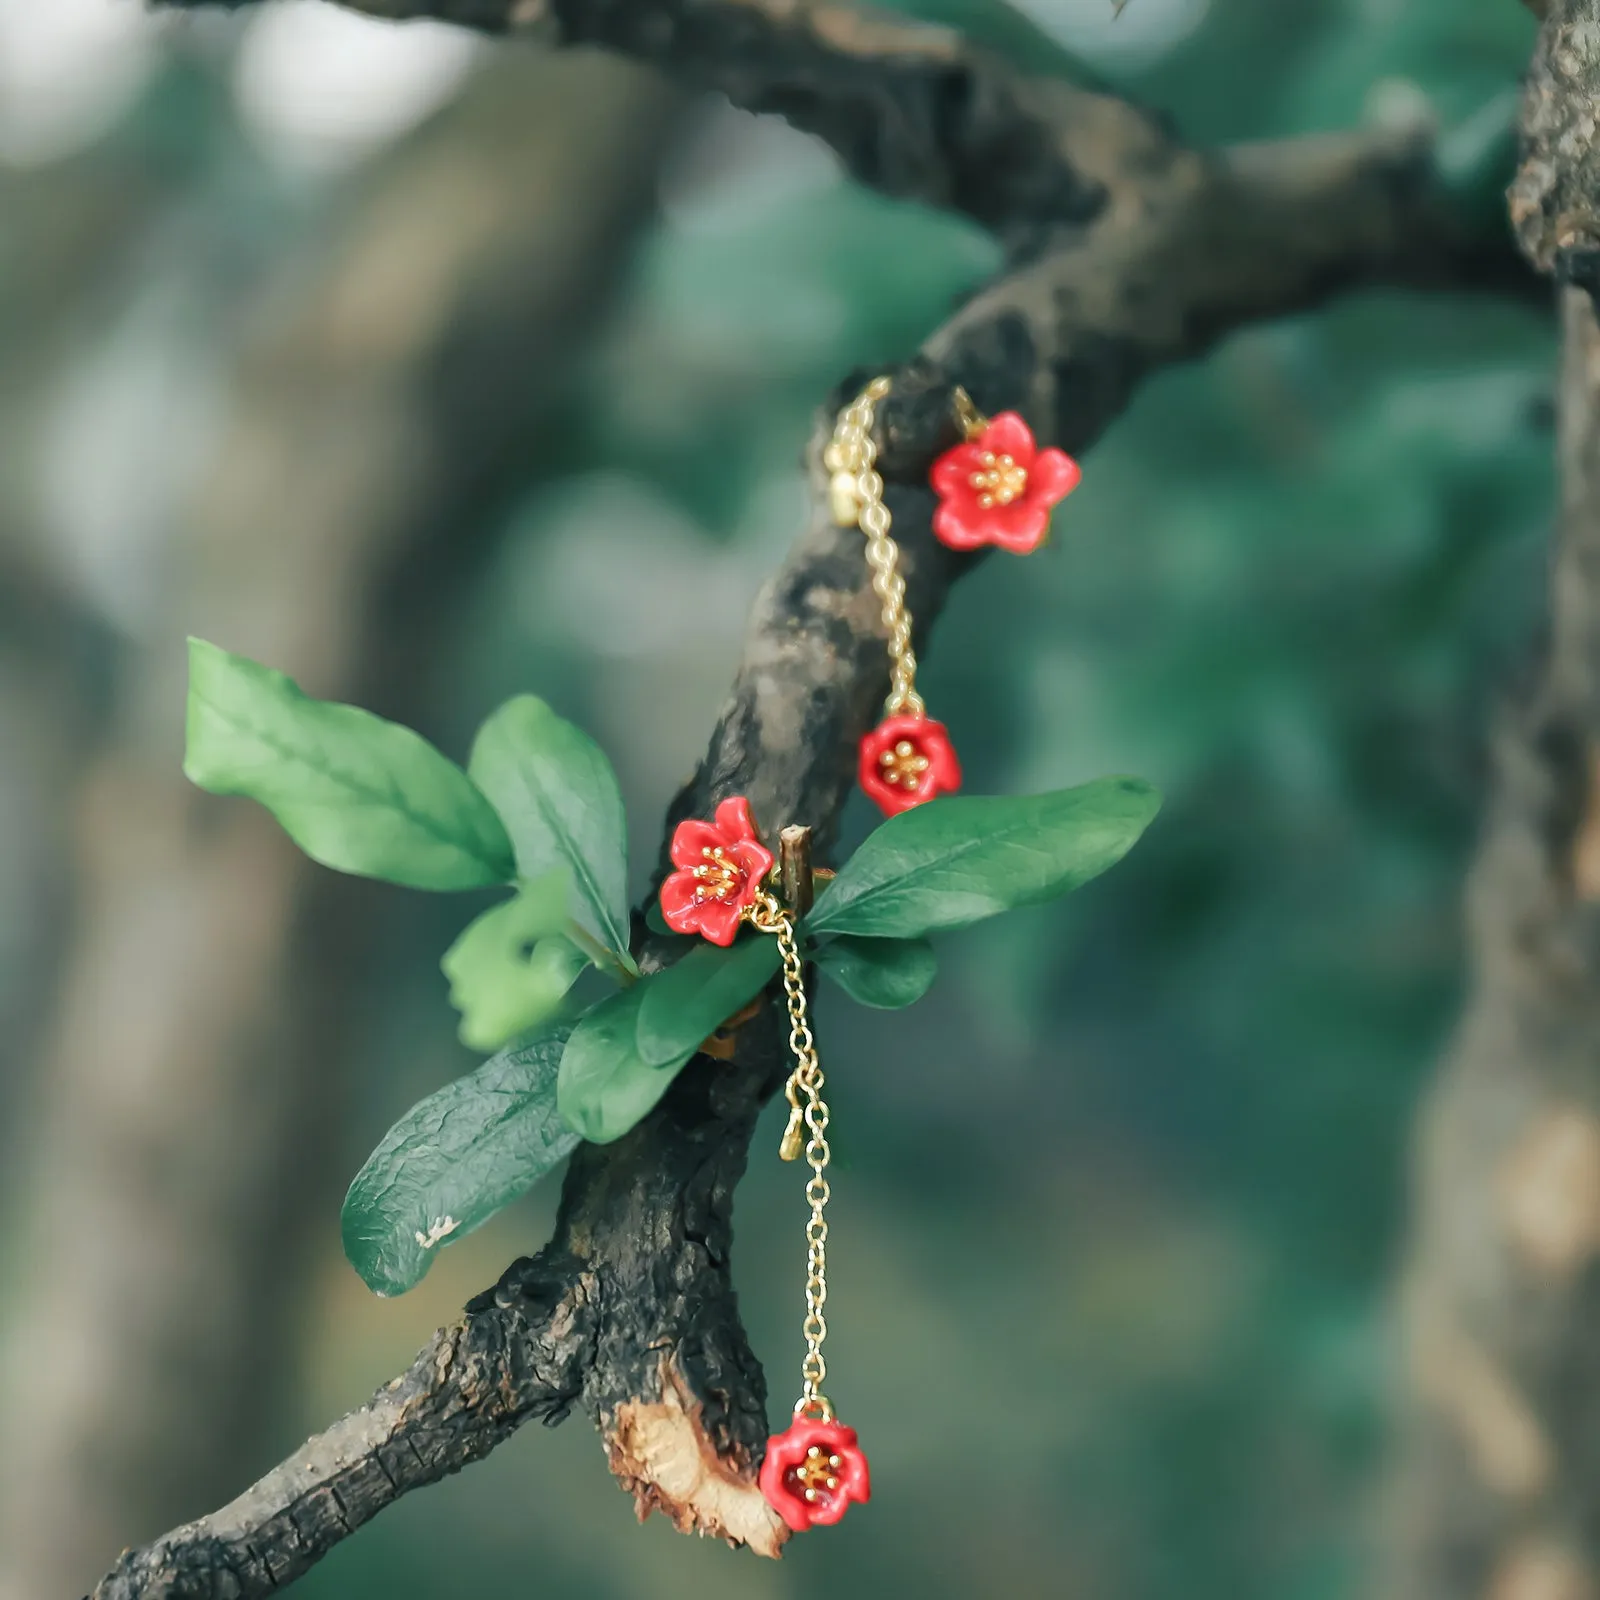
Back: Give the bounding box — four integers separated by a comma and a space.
654, 384, 1083, 1531
826, 376, 1082, 817
660, 797, 871, 1532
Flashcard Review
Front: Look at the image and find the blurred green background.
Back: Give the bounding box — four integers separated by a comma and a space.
0, 1, 1553, 1598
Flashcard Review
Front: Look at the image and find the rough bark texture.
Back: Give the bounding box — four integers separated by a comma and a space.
1386, 3, 1600, 1592
0, 52, 678, 1600
90, 1, 1538, 1595
1510, 0, 1600, 292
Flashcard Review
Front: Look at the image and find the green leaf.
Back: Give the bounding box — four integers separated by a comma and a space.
557, 985, 695, 1144
441, 874, 586, 1051
815, 935, 936, 1009
807, 778, 1161, 939
184, 638, 514, 890
559, 938, 780, 1144
635, 937, 781, 1067
341, 1027, 578, 1296
467, 695, 631, 961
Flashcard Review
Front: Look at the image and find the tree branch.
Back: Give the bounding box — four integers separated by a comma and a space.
168, 0, 1103, 235
94, 6, 1538, 1598
168, 0, 1532, 291
1388, 5, 1600, 1592
1387, 285, 1600, 1600
1510, 0, 1600, 292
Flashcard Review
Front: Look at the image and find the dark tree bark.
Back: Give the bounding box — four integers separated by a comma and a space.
1385, 4, 1600, 1595
0, 52, 679, 1600
1390, 285, 1600, 1600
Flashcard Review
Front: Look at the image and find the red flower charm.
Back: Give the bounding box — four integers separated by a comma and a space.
659, 796, 774, 946
929, 410, 1081, 554
859, 714, 961, 816
759, 1415, 871, 1532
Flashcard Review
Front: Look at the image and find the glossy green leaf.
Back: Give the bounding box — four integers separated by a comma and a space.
341, 1027, 578, 1297
441, 874, 585, 1051
807, 779, 1161, 939
467, 695, 631, 962
814, 935, 937, 1009
184, 638, 514, 890
557, 985, 695, 1144
635, 936, 781, 1068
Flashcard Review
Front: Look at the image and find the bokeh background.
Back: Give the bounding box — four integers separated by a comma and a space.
0, 1, 1553, 1597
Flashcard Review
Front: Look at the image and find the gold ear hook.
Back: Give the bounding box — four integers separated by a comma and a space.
951, 384, 988, 440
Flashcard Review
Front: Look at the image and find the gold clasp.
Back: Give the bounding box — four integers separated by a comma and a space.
952, 384, 988, 440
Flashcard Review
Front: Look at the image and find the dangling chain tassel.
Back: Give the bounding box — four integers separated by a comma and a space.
743, 885, 872, 1531
746, 890, 830, 1380
828, 378, 967, 816
658, 794, 872, 1531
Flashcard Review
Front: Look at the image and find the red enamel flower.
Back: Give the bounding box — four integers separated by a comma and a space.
859, 714, 961, 816
929, 410, 1081, 554
659, 796, 774, 946
759, 1415, 871, 1531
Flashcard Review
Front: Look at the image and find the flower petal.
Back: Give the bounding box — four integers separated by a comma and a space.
671, 819, 726, 870
980, 411, 1036, 468
713, 795, 759, 845
929, 442, 985, 501
728, 838, 773, 891
659, 870, 701, 932
758, 1453, 813, 1531
1027, 447, 1081, 506
695, 900, 742, 947
807, 1493, 853, 1527
836, 1448, 872, 1501
988, 502, 1050, 554
931, 500, 992, 551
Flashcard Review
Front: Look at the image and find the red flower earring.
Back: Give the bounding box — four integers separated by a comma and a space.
827, 380, 1075, 816
827, 378, 961, 817
660, 800, 871, 1533
759, 1414, 871, 1531
858, 712, 961, 816
929, 406, 1081, 554
659, 796, 774, 945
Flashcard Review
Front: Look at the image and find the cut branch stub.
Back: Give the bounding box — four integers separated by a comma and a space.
779, 824, 815, 917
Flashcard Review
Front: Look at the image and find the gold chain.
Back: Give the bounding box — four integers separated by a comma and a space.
825, 377, 923, 719
746, 889, 834, 1419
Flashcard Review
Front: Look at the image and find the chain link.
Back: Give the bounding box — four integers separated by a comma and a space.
824, 377, 923, 719
746, 889, 835, 1419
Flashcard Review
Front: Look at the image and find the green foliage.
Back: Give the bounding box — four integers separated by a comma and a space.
440, 875, 586, 1051
558, 785, 1158, 1143
188, 638, 1161, 1160
341, 1029, 579, 1296
814, 934, 937, 1009
184, 638, 515, 890
635, 936, 783, 1064
807, 779, 1162, 938
467, 695, 633, 967
557, 938, 782, 1141
555, 983, 693, 1143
